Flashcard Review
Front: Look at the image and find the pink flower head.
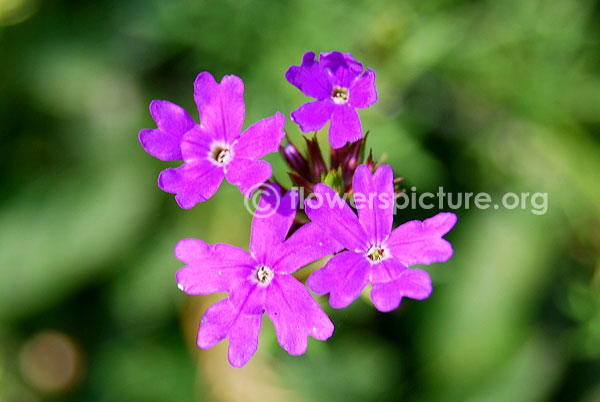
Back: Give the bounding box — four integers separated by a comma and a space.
175, 185, 342, 367
305, 164, 457, 312
139, 72, 286, 209
285, 51, 377, 149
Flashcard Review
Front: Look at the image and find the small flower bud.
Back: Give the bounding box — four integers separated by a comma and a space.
280, 138, 311, 181
288, 172, 314, 194
305, 135, 327, 181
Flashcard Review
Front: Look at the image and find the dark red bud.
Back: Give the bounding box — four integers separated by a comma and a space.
331, 145, 348, 169
365, 149, 377, 171
305, 135, 327, 182
288, 172, 314, 194
359, 130, 370, 162
280, 138, 311, 181
343, 140, 361, 172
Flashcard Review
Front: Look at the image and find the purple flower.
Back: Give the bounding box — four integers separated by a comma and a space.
175, 185, 342, 367
139, 72, 286, 209
286, 51, 377, 149
305, 164, 457, 312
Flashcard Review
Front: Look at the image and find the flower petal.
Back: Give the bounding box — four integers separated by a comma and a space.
353, 164, 394, 245
349, 68, 377, 109
196, 298, 236, 350
290, 100, 335, 133
233, 111, 286, 159
370, 269, 432, 312
305, 183, 368, 251
265, 275, 334, 355
331, 63, 362, 89
196, 296, 263, 368
139, 100, 195, 161
320, 51, 364, 75
180, 125, 212, 161
224, 158, 272, 198
158, 161, 224, 209
285, 51, 333, 99
193, 72, 245, 143
369, 257, 406, 284
307, 251, 371, 309
249, 187, 298, 261
174, 238, 255, 294
227, 312, 263, 368
328, 105, 362, 149
269, 222, 344, 274
385, 212, 457, 266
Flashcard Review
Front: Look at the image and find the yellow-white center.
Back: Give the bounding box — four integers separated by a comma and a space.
367, 246, 386, 262
332, 87, 349, 105
255, 265, 274, 285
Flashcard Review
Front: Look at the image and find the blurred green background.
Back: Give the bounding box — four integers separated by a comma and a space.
1, 0, 600, 401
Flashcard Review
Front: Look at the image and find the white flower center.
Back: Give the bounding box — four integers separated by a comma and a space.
331, 87, 349, 105
209, 142, 233, 166
254, 265, 274, 285
366, 245, 386, 263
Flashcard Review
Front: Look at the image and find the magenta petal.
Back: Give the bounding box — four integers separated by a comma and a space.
180, 125, 213, 161
161, 127, 225, 207
227, 312, 263, 368
196, 298, 236, 350
328, 105, 362, 149
290, 100, 335, 133
370, 269, 432, 312
196, 297, 262, 368
269, 222, 344, 274
349, 68, 377, 109
320, 51, 364, 75
285, 51, 333, 99
385, 212, 457, 266
369, 257, 406, 284
249, 188, 298, 261
194, 72, 245, 143
353, 164, 394, 245
234, 112, 286, 160
332, 64, 361, 89
139, 100, 195, 161
158, 161, 224, 209
307, 251, 371, 309
224, 158, 272, 198
174, 239, 254, 294
265, 276, 334, 355
305, 184, 368, 251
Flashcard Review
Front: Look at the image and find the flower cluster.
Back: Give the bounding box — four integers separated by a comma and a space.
139, 51, 457, 368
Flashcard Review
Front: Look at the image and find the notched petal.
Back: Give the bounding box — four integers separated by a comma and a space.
193, 72, 245, 143
158, 161, 225, 208
385, 213, 457, 266
370, 269, 432, 312
265, 276, 333, 356
234, 111, 286, 160
139, 100, 195, 161
174, 239, 254, 294
285, 51, 333, 99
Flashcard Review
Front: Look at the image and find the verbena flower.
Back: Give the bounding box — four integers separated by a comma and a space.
285, 51, 377, 149
139, 72, 286, 209
305, 164, 457, 312
175, 185, 342, 367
